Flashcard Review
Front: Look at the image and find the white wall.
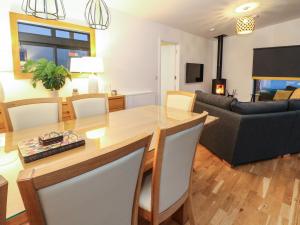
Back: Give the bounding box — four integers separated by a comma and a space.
0, 0, 213, 102
215, 18, 300, 102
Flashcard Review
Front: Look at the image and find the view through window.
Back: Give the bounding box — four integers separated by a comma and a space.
254, 80, 300, 101
259, 80, 300, 91
18, 22, 91, 70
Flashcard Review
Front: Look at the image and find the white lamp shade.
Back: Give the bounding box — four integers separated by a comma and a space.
70, 57, 104, 73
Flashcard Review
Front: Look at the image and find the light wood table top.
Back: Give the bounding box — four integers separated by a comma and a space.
0, 105, 217, 220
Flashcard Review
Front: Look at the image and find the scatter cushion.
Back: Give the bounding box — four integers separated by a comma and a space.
273, 90, 293, 101
231, 101, 288, 115
195, 91, 236, 110
290, 88, 300, 100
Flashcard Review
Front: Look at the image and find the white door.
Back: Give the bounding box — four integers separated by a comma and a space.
160, 44, 178, 105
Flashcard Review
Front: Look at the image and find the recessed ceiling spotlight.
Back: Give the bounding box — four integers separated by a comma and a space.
209, 28, 215, 32
235, 2, 259, 13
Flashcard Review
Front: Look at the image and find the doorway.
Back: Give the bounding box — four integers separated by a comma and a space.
159, 41, 180, 105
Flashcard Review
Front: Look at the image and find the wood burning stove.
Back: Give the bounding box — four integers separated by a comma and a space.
212, 35, 227, 96
212, 79, 226, 95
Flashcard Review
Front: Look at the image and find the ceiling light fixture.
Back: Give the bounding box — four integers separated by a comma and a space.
85, 0, 111, 30
21, 0, 66, 20
236, 16, 255, 35
235, 2, 259, 13
209, 28, 215, 32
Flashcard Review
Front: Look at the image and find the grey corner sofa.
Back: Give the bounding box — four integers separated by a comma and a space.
194, 91, 300, 166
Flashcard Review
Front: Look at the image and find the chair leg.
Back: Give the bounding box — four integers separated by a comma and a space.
150, 218, 160, 225
186, 196, 196, 225
172, 205, 188, 225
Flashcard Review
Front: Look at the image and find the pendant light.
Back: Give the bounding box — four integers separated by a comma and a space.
85, 0, 111, 30
22, 0, 66, 20
236, 16, 255, 35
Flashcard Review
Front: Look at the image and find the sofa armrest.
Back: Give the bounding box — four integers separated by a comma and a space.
233, 111, 296, 165
194, 101, 242, 164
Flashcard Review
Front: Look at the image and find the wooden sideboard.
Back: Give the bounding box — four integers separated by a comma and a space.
0, 95, 125, 133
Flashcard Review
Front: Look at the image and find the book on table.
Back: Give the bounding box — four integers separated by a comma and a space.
18, 130, 85, 163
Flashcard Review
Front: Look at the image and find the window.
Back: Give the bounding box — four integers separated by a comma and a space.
254, 79, 300, 101
18, 23, 52, 36
10, 12, 96, 79
55, 30, 70, 39
74, 33, 89, 41
18, 22, 91, 70
259, 80, 300, 91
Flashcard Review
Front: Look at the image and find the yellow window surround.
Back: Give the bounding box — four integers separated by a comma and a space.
252, 76, 300, 81
10, 12, 96, 80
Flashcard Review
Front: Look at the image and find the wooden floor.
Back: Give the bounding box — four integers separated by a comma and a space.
141, 145, 300, 225
17, 145, 300, 225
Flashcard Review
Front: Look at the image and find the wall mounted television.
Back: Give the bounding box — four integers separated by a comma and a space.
186, 63, 204, 83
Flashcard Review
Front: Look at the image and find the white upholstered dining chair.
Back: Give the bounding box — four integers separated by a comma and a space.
0, 176, 8, 225
67, 93, 109, 119
1, 98, 62, 131
166, 91, 196, 112
18, 133, 153, 225
139, 112, 207, 225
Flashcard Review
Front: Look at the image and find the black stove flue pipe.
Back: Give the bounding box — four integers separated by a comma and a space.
216, 35, 225, 80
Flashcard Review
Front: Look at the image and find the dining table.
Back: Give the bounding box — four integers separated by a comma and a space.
0, 105, 218, 224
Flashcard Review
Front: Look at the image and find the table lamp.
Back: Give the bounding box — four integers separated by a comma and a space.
70, 57, 104, 93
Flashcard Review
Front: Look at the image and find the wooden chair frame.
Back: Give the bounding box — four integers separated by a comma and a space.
0, 175, 8, 225
1, 98, 63, 132
166, 91, 196, 112
139, 112, 208, 225
18, 133, 153, 225
67, 93, 109, 119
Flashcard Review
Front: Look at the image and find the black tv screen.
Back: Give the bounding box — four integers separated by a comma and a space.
186, 63, 204, 83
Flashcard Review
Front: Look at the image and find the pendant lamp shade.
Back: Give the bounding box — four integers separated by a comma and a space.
236, 16, 255, 35
22, 0, 66, 20
85, 0, 111, 30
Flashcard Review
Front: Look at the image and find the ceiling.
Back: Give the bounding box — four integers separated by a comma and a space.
106, 0, 300, 38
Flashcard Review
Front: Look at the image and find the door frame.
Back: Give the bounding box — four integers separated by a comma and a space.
157, 39, 180, 105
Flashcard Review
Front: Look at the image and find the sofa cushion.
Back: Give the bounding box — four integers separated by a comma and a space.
273, 90, 293, 101
289, 99, 300, 111
231, 101, 288, 115
195, 91, 236, 110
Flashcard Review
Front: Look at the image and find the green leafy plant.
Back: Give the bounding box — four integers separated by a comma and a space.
23, 59, 72, 91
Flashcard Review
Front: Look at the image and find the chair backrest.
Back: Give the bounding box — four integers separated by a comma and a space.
166, 91, 196, 112
0, 176, 8, 225
18, 133, 153, 225
67, 94, 109, 119
152, 112, 207, 214
1, 98, 62, 131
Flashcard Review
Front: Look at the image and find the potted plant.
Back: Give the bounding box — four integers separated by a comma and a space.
23, 59, 72, 97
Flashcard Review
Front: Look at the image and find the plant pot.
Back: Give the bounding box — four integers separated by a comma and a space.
49, 90, 59, 98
